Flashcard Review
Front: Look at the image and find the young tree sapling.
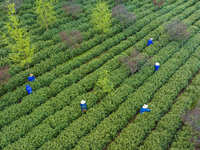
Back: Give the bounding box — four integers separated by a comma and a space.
181, 106, 200, 148
151, 0, 165, 10
96, 69, 114, 99
163, 19, 190, 42
112, 5, 136, 31
62, 1, 82, 20
118, 47, 155, 74
59, 30, 83, 60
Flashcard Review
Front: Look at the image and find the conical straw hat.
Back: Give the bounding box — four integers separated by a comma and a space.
81, 100, 86, 104
143, 104, 148, 108
30, 74, 34, 77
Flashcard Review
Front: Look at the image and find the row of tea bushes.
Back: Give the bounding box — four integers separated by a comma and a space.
0, 0, 147, 96
0, 0, 187, 147
139, 50, 200, 149
74, 32, 200, 150
0, 4, 156, 108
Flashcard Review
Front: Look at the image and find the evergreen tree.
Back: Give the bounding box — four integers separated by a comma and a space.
91, 1, 112, 43
1, 3, 35, 74
1, 0, 24, 14
35, 0, 57, 30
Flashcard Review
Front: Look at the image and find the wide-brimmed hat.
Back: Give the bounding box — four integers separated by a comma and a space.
81, 100, 86, 104
155, 62, 160, 66
30, 74, 34, 77
150, 38, 153, 40
143, 104, 148, 108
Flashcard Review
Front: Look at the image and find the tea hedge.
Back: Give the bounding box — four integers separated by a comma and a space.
0, 0, 191, 148
139, 54, 200, 149
0, 0, 151, 97
0, 0, 188, 128
0, 0, 200, 149
35, 10, 200, 150
0, 0, 105, 70
0, 4, 160, 110
169, 126, 196, 149
105, 35, 200, 150
72, 31, 200, 150
0, 2, 168, 129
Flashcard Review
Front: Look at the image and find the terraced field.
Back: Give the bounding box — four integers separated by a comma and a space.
0, 0, 200, 149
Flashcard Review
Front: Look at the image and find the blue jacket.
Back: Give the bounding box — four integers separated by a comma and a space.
80, 103, 87, 111
140, 107, 151, 114
147, 39, 153, 46
26, 85, 32, 95
155, 64, 160, 71
28, 76, 35, 82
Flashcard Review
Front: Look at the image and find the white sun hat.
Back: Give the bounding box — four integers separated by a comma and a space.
143, 104, 148, 108
155, 62, 160, 66
150, 38, 153, 40
81, 100, 86, 104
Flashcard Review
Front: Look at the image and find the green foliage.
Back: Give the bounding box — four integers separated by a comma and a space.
139, 65, 200, 150
105, 38, 200, 150
96, 69, 114, 98
0, 2, 157, 145
189, 99, 198, 110
1, 3, 35, 73
0, 0, 154, 98
35, 0, 57, 30
170, 126, 195, 150
163, 19, 191, 42
118, 47, 156, 74
1, 0, 24, 14
1, 0, 200, 149
91, 0, 112, 42
39, 6, 200, 149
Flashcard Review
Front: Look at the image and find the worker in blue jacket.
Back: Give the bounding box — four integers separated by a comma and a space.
155, 62, 160, 71
80, 100, 87, 114
26, 85, 33, 94
28, 74, 36, 82
147, 38, 154, 46
140, 104, 151, 114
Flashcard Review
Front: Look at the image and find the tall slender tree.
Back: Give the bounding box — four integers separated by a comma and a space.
35, 0, 57, 30
1, 3, 35, 74
91, 1, 112, 43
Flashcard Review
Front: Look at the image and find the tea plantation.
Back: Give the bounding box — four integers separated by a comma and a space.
0, 0, 200, 149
